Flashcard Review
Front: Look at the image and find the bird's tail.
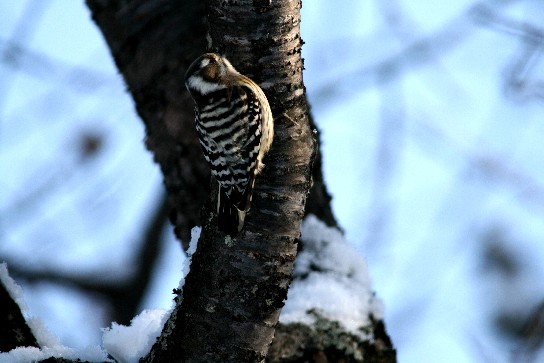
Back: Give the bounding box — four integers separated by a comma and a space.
217, 187, 246, 236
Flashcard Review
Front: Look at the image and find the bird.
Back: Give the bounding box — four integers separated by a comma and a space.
184, 53, 274, 236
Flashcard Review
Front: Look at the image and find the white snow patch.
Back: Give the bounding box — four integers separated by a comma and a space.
178, 226, 201, 290
25, 316, 61, 349
0, 263, 109, 363
0, 262, 26, 309
101, 226, 201, 363
0, 345, 110, 363
1, 264, 61, 348
102, 309, 169, 363
280, 215, 383, 336
187, 226, 201, 256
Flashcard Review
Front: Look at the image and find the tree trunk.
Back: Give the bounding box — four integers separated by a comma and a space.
0, 270, 39, 352
144, 0, 315, 361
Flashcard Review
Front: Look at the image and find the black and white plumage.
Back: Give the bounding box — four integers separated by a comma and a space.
184, 53, 274, 236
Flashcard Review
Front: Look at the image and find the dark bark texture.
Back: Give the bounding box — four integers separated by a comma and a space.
0, 278, 39, 352
268, 317, 395, 363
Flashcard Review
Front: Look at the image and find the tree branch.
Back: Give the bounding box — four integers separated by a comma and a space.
0, 272, 39, 352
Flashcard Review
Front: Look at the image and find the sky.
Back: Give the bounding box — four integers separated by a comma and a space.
2, 1, 544, 362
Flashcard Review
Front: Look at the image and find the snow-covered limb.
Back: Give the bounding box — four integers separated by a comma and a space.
102, 309, 168, 363
0, 263, 110, 363
100, 226, 201, 363
281, 215, 384, 335
0, 345, 110, 363
0, 226, 202, 363
269, 216, 395, 362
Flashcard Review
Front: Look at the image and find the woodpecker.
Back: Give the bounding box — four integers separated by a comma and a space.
185, 53, 274, 236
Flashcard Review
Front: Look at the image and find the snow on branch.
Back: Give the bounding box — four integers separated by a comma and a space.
280, 215, 384, 338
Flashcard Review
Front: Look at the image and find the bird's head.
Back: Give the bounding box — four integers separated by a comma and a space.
185, 53, 239, 95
